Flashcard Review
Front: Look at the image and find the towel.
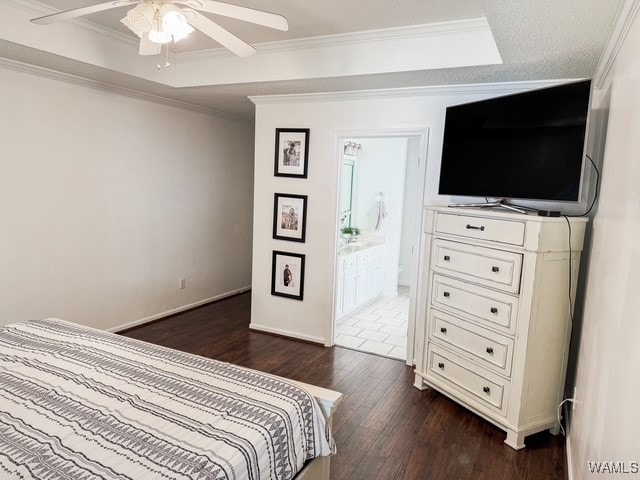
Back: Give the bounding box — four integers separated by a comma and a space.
374, 199, 387, 230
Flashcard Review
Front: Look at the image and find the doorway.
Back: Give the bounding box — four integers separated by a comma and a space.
333, 131, 428, 364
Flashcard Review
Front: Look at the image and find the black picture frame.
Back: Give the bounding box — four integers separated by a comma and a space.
273, 193, 307, 242
274, 128, 310, 178
271, 250, 305, 300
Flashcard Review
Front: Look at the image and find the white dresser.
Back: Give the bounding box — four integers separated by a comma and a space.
413, 206, 587, 449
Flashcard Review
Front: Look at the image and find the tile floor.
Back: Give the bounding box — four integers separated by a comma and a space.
335, 285, 409, 360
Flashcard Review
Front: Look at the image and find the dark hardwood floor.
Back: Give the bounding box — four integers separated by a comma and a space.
122, 293, 567, 480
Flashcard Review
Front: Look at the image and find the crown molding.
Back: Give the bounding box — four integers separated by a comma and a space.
177, 18, 491, 62
6, 0, 140, 49
593, 0, 640, 89
249, 79, 575, 106
0, 56, 249, 123
175, 17, 501, 87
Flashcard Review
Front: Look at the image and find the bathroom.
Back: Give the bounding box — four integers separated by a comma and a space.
334, 136, 422, 361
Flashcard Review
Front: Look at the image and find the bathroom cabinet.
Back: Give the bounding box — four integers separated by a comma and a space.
336, 244, 384, 318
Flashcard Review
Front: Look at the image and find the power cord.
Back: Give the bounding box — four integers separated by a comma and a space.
556, 215, 574, 434
557, 398, 578, 436
563, 215, 573, 318
568, 153, 600, 218
554, 154, 600, 424
581, 154, 600, 217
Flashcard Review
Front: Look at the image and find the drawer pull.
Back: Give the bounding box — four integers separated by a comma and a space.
438, 362, 445, 369
440, 327, 447, 334
491, 266, 500, 273
483, 386, 491, 394
490, 307, 498, 314
443, 255, 451, 261
443, 291, 450, 298
466, 224, 485, 231
486, 347, 494, 355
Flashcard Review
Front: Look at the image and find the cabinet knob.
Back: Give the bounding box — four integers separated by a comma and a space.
438, 362, 445, 369
443, 291, 450, 298
490, 307, 498, 314
486, 347, 494, 355
443, 255, 450, 261
466, 224, 485, 231
491, 266, 500, 273
440, 327, 447, 334
483, 386, 491, 394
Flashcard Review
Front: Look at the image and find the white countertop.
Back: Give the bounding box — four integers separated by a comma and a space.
338, 240, 384, 256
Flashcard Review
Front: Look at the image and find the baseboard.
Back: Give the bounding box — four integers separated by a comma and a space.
249, 322, 325, 345
566, 430, 574, 480
108, 286, 251, 333
563, 398, 575, 480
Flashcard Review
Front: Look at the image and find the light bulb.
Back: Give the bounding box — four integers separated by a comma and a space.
148, 10, 171, 44
148, 27, 171, 44
161, 6, 194, 42
163, 10, 184, 31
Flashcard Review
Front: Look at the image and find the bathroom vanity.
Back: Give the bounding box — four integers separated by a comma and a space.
336, 241, 385, 318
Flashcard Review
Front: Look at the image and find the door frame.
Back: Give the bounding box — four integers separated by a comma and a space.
330, 127, 430, 366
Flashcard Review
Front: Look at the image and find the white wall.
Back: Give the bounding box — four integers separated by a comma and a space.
250, 81, 586, 345
0, 65, 254, 331
567, 3, 640, 476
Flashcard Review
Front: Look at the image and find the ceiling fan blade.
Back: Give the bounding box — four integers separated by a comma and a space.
178, 0, 288, 31
30, 1, 139, 25
187, 12, 256, 57
139, 32, 162, 56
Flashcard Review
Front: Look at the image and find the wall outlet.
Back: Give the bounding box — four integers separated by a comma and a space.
179, 278, 186, 289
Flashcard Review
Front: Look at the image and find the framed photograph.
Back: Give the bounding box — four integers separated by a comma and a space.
271, 250, 305, 300
273, 193, 307, 242
274, 128, 310, 178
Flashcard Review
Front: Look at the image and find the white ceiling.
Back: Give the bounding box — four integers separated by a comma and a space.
0, 0, 623, 120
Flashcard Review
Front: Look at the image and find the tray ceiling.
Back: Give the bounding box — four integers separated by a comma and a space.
0, 0, 623, 120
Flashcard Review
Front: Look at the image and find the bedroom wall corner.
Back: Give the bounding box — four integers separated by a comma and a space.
0, 64, 254, 330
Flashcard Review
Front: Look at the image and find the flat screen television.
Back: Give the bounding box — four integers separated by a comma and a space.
438, 80, 592, 204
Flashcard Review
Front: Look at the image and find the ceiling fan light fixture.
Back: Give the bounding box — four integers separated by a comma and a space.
32, 0, 287, 57
148, 27, 172, 43
160, 5, 194, 42
148, 12, 172, 43
121, 2, 154, 38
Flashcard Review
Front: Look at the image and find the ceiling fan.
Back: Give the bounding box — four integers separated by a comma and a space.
30, 0, 289, 57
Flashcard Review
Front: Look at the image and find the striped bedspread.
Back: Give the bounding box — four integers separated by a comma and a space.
0, 319, 334, 480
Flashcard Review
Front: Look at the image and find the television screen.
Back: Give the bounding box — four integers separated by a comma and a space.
438, 80, 591, 202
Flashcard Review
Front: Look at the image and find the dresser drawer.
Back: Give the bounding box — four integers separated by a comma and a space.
435, 212, 525, 246
431, 275, 518, 334
427, 345, 508, 413
432, 239, 522, 294
429, 309, 514, 376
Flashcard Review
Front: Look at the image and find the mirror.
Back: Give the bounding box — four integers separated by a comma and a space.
340, 158, 355, 227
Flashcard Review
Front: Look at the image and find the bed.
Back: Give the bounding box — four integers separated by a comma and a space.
0, 319, 341, 480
